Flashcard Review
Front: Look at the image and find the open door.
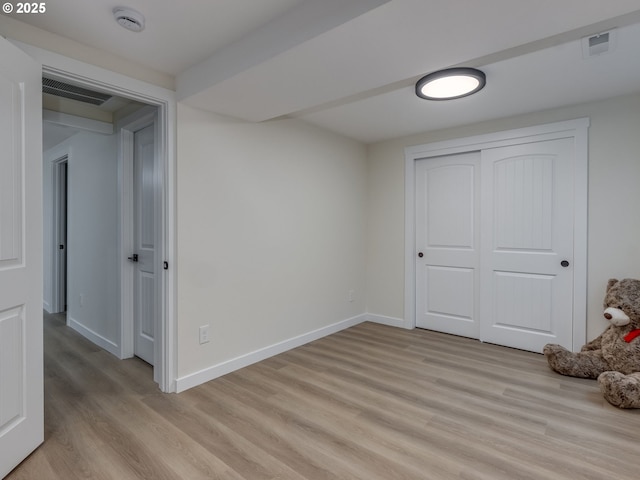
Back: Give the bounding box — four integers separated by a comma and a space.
132, 122, 158, 367
0, 38, 44, 477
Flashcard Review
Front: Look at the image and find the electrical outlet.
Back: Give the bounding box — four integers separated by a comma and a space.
348, 290, 355, 302
199, 325, 210, 344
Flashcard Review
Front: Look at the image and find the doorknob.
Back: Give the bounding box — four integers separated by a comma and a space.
561, 260, 570, 267
418, 252, 424, 258
128, 254, 139, 262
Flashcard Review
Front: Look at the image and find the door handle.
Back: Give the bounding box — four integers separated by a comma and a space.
561, 260, 570, 267
128, 254, 139, 262
418, 252, 424, 258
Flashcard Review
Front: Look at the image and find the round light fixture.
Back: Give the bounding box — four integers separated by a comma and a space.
113, 7, 145, 33
415, 67, 486, 100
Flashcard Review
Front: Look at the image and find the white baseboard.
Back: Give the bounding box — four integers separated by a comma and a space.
176, 313, 367, 393
365, 313, 409, 329
68, 316, 120, 357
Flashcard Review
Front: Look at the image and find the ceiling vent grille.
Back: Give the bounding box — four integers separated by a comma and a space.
42, 78, 112, 106
582, 29, 617, 58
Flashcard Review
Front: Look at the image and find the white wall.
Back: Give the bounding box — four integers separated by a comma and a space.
176, 104, 368, 383
366, 92, 640, 341
43, 130, 120, 353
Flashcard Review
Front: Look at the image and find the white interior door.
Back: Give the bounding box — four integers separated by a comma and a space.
480, 138, 574, 352
415, 152, 481, 339
415, 137, 576, 353
0, 39, 44, 477
133, 124, 157, 365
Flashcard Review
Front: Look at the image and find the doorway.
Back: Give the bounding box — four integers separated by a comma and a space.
52, 156, 68, 313
44, 102, 163, 381
31, 42, 177, 392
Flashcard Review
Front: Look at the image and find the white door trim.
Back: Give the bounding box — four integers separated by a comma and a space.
404, 118, 589, 351
16, 41, 178, 392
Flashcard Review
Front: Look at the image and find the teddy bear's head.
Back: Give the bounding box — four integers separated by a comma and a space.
603, 278, 640, 327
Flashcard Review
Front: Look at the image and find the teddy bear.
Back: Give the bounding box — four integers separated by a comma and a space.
543, 278, 640, 408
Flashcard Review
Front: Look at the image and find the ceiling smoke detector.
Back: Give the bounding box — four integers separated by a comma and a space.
113, 7, 145, 33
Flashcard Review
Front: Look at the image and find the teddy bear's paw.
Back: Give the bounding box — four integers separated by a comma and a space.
543, 344, 572, 374
543, 343, 566, 356
598, 371, 640, 409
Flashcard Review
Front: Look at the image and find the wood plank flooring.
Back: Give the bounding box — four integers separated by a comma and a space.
7, 312, 640, 479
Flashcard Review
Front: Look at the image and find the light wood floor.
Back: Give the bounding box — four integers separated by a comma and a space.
7, 313, 640, 479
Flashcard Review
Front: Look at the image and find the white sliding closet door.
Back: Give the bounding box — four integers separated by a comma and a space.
415, 152, 481, 339
480, 138, 574, 352
415, 136, 577, 353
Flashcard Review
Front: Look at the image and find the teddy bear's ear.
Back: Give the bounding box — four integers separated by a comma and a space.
607, 278, 619, 292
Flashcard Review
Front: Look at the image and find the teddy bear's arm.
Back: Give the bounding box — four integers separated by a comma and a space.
581, 333, 603, 351
544, 344, 610, 378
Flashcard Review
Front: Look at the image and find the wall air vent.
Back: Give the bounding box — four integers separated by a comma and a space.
582, 29, 617, 58
42, 78, 112, 106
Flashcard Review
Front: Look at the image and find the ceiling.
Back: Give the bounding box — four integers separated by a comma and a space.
41, 87, 146, 150
9, 0, 640, 144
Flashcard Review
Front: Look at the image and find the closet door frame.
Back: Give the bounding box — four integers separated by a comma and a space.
404, 118, 589, 351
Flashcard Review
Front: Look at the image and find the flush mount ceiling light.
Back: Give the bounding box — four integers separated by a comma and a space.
415, 67, 486, 100
113, 7, 145, 32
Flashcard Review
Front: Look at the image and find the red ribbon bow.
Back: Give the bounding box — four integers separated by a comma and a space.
624, 329, 640, 343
